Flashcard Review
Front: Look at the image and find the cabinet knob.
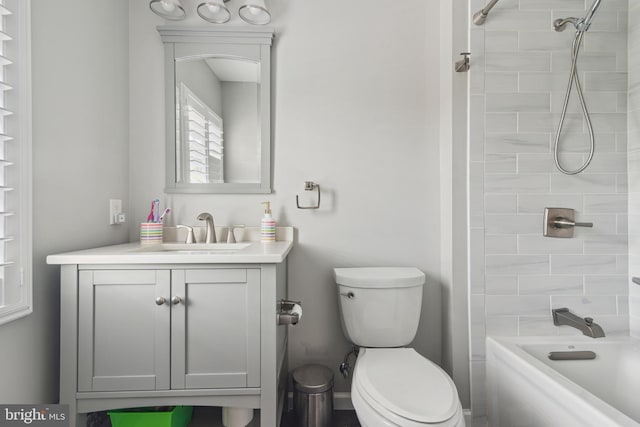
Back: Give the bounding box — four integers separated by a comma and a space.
171, 296, 183, 305
155, 296, 167, 306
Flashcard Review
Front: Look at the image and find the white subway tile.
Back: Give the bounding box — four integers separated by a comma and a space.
518, 112, 582, 133
519, 275, 583, 295
486, 235, 517, 254
519, 32, 571, 51
518, 194, 584, 214
486, 93, 550, 113
485, 194, 517, 214
550, 173, 617, 194
584, 275, 628, 295
550, 295, 618, 315
584, 234, 628, 254
519, 0, 583, 11
585, 72, 628, 92
518, 235, 584, 255
485, 295, 550, 316
485, 174, 550, 193
552, 52, 617, 72
486, 113, 517, 133
486, 316, 518, 335
590, 113, 627, 133
518, 316, 560, 336
485, 153, 517, 174
485, 214, 540, 235
486, 275, 518, 295
484, 10, 551, 31
550, 254, 618, 274
584, 194, 628, 213
485, 72, 518, 93
484, 31, 518, 53
486, 52, 551, 72
486, 255, 550, 275
582, 152, 627, 174
486, 133, 550, 153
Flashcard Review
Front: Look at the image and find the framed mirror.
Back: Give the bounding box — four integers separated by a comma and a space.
158, 27, 274, 193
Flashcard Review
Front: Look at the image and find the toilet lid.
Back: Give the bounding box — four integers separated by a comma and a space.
334, 267, 425, 288
355, 348, 459, 423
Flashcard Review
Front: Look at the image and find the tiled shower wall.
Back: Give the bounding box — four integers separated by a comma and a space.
468, 0, 629, 425
629, 1, 640, 334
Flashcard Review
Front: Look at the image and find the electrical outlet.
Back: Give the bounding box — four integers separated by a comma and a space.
109, 199, 122, 225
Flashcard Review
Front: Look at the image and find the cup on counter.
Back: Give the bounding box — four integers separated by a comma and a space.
140, 222, 163, 245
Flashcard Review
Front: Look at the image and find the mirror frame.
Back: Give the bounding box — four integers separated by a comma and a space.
158, 26, 274, 194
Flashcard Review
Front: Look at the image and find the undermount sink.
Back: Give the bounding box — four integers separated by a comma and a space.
133, 242, 252, 253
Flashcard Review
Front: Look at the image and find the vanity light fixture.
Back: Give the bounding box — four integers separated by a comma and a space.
197, 0, 231, 24
239, 0, 271, 25
149, 0, 187, 20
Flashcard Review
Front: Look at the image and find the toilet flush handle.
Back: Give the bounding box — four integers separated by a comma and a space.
340, 291, 355, 299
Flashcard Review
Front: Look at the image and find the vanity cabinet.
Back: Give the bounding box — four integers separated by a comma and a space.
77, 268, 261, 393
51, 253, 291, 427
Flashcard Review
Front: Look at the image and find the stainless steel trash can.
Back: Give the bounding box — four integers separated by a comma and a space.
292, 364, 334, 427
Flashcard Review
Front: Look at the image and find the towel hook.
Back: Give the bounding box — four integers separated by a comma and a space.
296, 181, 321, 209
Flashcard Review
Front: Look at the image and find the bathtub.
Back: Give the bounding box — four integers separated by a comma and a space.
486, 336, 640, 427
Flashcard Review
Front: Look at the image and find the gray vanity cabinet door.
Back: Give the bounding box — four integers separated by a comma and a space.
170, 268, 261, 389
77, 270, 171, 392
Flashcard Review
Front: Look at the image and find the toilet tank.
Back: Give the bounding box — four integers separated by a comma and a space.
334, 267, 425, 348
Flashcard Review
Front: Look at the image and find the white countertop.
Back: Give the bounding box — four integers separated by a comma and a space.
47, 227, 294, 265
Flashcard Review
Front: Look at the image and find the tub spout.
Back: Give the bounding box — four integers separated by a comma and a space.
552, 308, 605, 338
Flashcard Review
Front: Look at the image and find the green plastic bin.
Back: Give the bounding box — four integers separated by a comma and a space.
108, 405, 193, 427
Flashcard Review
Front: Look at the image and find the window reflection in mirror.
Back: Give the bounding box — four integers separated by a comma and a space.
175, 57, 260, 184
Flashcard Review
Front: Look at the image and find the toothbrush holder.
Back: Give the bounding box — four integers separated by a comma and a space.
140, 222, 163, 245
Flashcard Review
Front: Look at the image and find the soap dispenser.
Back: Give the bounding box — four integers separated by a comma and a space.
261, 201, 276, 243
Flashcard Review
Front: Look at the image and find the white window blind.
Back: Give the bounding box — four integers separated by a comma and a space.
0, 0, 32, 325
179, 83, 223, 184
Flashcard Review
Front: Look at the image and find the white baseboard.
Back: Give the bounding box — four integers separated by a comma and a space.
286, 391, 354, 411
463, 409, 472, 426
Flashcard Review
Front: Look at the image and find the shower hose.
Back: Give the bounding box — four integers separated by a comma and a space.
554, 30, 595, 175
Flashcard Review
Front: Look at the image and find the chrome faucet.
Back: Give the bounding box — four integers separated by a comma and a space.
197, 212, 216, 243
552, 307, 605, 338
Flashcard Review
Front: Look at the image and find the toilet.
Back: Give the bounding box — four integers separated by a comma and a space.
334, 267, 465, 427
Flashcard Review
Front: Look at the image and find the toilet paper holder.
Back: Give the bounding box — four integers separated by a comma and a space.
277, 299, 302, 325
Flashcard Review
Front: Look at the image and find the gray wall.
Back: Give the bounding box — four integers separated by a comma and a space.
129, 0, 443, 393
0, 0, 130, 402
0, 0, 470, 408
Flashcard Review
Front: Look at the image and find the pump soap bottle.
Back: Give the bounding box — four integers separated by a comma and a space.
261, 201, 276, 243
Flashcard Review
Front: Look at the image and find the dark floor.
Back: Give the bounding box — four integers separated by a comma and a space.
280, 409, 361, 427
89, 406, 361, 427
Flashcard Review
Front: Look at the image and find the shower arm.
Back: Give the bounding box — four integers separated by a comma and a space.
473, 0, 500, 26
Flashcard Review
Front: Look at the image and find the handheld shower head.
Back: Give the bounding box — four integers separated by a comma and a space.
553, 0, 603, 32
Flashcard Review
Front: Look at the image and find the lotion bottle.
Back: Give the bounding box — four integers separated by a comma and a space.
261, 201, 276, 243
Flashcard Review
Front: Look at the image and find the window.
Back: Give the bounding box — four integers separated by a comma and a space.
178, 83, 224, 184
0, 0, 32, 325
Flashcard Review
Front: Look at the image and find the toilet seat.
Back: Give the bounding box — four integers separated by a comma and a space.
353, 348, 462, 426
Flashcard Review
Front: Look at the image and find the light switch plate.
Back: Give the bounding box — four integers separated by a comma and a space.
109, 199, 122, 225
